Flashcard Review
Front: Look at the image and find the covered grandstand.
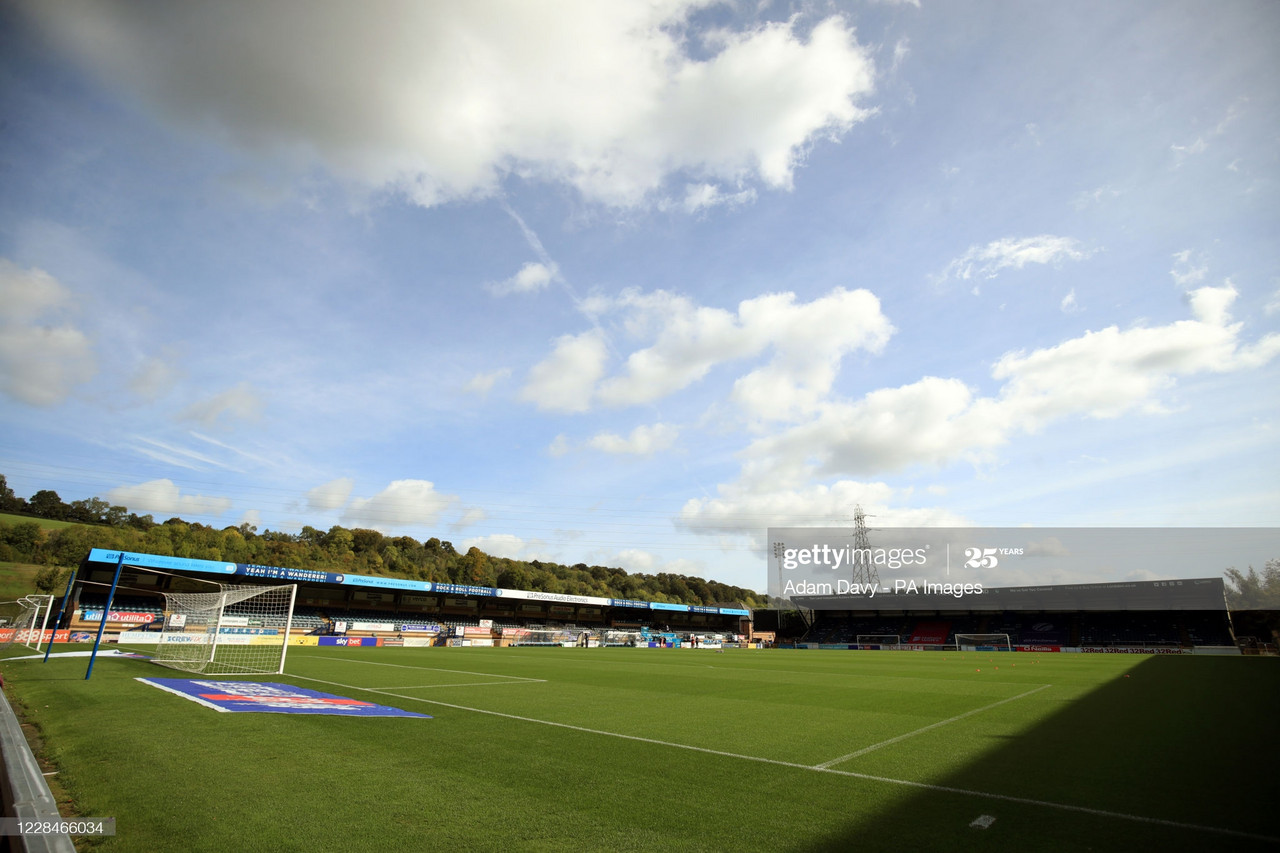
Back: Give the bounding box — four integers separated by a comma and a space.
778, 577, 1241, 652
58, 549, 753, 649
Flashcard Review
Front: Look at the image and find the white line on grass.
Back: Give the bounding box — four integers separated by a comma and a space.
378, 681, 547, 690
283, 672, 1280, 846
814, 684, 1053, 769
288, 654, 543, 682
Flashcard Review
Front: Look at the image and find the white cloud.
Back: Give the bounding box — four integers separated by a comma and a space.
177, 382, 265, 426
730, 288, 894, 421
1059, 289, 1078, 313
587, 423, 680, 455
451, 506, 487, 532
459, 533, 554, 562
486, 262, 557, 296
679, 479, 969, 545
1169, 250, 1208, 288
464, 367, 511, 395
1265, 287, 1280, 317
1072, 184, 1122, 210
531, 286, 892, 416
129, 353, 184, 401
342, 479, 458, 531
306, 477, 354, 512
0, 259, 96, 406
547, 434, 572, 458
24, 3, 876, 208
520, 329, 609, 413
594, 290, 755, 407
938, 235, 1093, 282
676, 182, 757, 214
735, 284, 1280, 487
107, 478, 233, 518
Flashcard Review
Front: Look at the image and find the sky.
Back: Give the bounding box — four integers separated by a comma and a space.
1, 0, 1277, 593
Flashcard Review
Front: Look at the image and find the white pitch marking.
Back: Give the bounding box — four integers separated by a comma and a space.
281, 673, 1279, 846
289, 654, 542, 682
970, 814, 996, 829
814, 684, 1053, 769
381, 680, 547, 690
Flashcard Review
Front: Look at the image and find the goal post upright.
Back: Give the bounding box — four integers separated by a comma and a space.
207, 590, 229, 666
33, 594, 53, 654
277, 583, 298, 674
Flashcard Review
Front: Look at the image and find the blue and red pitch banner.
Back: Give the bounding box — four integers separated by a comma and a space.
137, 678, 430, 717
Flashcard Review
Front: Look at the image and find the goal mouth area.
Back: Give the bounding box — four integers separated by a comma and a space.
855, 635, 902, 647
149, 583, 297, 676
953, 633, 1013, 651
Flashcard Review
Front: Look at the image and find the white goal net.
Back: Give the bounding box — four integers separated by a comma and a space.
954, 633, 1012, 652
149, 584, 297, 674
0, 595, 52, 653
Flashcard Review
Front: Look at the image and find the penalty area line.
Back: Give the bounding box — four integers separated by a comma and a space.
285, 673, 1279, 846
814, 683, 1053, 769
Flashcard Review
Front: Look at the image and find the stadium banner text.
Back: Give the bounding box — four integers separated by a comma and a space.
766, 527, 1279, 611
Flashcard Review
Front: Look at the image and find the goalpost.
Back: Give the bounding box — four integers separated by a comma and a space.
856, 634, 901, 648
954, 633, 1013, 652
147, 583, 297, 675
0, 595, 53, 653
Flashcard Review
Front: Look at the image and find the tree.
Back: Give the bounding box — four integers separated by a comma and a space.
34, 565, 67, 594
67, 497, 111, 524
323, 526, 355, 556
0, 474, 26, 513
28, 490, 67, 520
496, 565, 531, 591
1224, 560, 1280, 609
0, 520, 45, 555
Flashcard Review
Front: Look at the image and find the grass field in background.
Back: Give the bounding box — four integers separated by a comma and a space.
1, 646, 1277, 852
0, 562, 42, 600
0, 511, 82, 530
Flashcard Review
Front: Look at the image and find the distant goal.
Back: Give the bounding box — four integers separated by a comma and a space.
0, 595, 53, 653
150, 584, 297, 675
954, 633, 1012, 652
856, 634, 901, 648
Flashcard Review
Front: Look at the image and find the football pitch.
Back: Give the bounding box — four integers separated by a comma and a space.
2, 646, 1277, 852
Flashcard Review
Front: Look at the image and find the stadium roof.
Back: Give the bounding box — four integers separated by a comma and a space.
83, 549, 751, 617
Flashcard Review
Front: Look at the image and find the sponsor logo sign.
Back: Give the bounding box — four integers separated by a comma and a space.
137, 678, 430, 717
81, 610, 155, 624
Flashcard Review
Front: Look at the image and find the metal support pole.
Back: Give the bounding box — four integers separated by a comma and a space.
42, 566, 77, 663
85, 553, 126, 680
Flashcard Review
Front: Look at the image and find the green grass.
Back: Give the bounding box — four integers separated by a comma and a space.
1, 646, 1276, 852
0, 562, 46, 599
0, 511, 83, 530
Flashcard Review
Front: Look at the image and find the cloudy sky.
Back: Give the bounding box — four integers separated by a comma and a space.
1, 0, 1277, 591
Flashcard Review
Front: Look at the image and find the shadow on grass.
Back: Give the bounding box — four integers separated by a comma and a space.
792, 655, 1280, 853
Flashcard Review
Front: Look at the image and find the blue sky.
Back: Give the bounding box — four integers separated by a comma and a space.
1, 0, 1277, 592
